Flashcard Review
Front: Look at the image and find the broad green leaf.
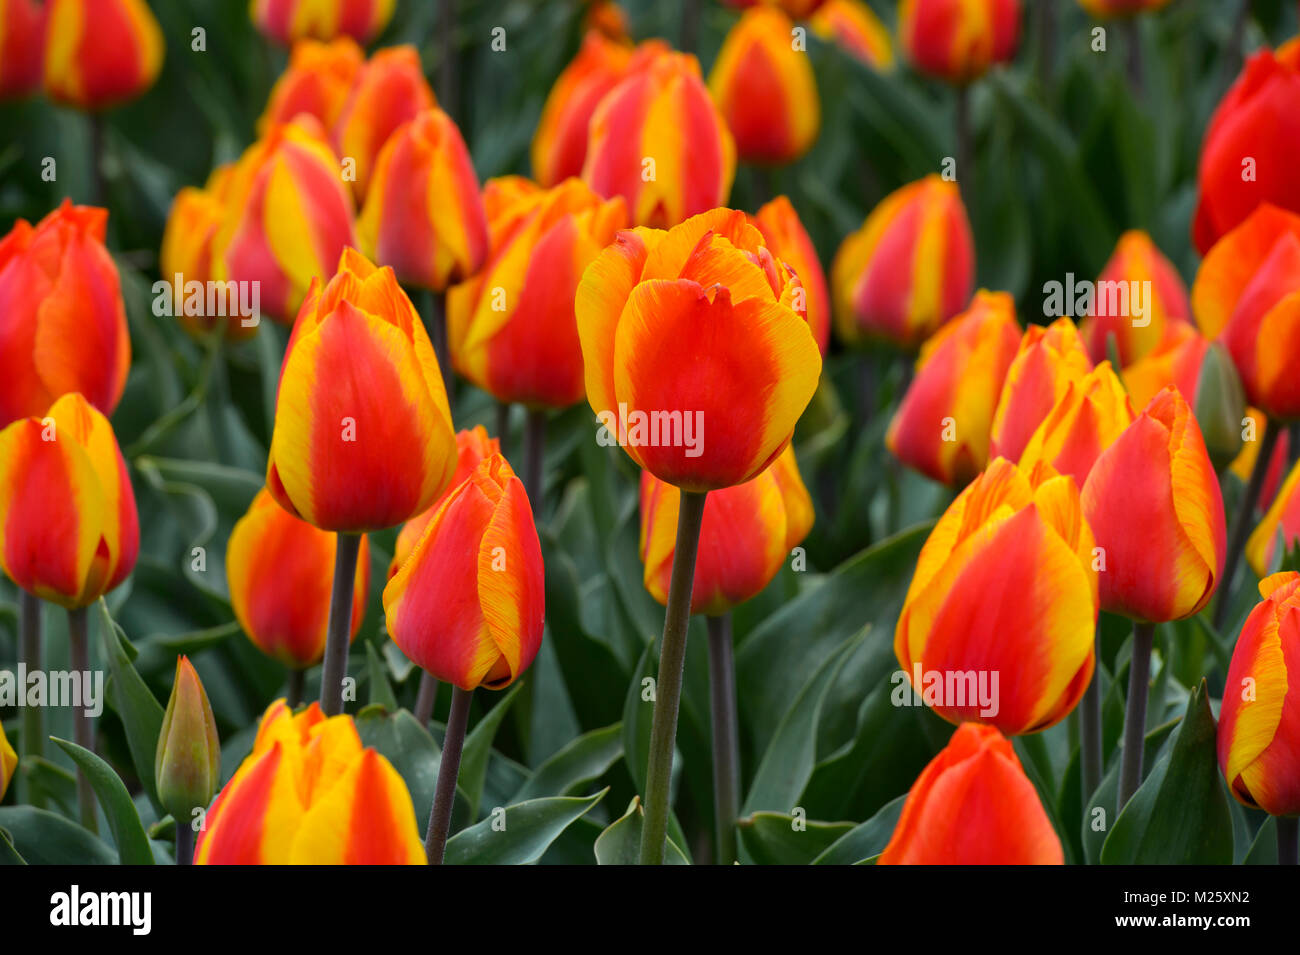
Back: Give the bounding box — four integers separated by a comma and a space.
621, 640, 657, 796
0, 807, 116, 865
97, 600, 165, 813
1244, 816, 1278, 865
354, 705, 467, 834
0, 827, 26, 865
737, 812, 854, 865
444, 790, 608, 865
365, 642, 398, 711
459, 682, 524, 820
514, 723, 622, 802
812, 794, 907, 865
51, 738, 154, 865
1082, 716, 1179, 864
594, 798, 689, 865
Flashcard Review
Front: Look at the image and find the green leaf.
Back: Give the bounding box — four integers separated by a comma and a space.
593, 797, 689, 865
812, 794, 907, 865
621, 640, 657, 796
514, 723, 623, 802
1244, 816, 1278, 865
459, 682, 524, 820
365, 642, 398, 710
50, 738, 155, 865
0, 807, 116, 865
0, 827, 27, 865
737, 812, 854, 865
354, 705, 459, 832
97, 600, 165, 813
444, 790, 608, 865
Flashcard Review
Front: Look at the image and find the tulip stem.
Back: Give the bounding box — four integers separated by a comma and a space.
425, 684, 473, 864
319, 532, 362, 717
706, 613, 740, 866
19, 591, 44, 808
89, 113, 108, 208
1081, 649, 1103, 803
495, 401, 511, 449
1035, 0, 1056, 89
1215, 417, 1279, 631
1278, 817, 1298, 865
524, 409, 546, 507
175, 824, 193, 866
955, 84, 972, 200
681, 0, 699, 55
437, 0, 459, 121
414, 671, 440, 726
1117, 621, 1155, 814
425, 290, 454, 402
639, 490, 708, 865
286, 668, 305, 709
67, 607, 97, 834
1123, 17, 1144, 99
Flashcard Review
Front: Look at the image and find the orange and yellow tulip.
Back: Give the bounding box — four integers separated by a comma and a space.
898, 0, 1021, 84
1082, 387, 1226, 622
1246, 459, 1300, 578
708, 6, 820, 164
155, 656, 221, 822
1119, 321, 1208, 411
0, 392, 138, 609
195, 699, 425, 864
988, 317, 1092, 465
895, 457, 1098, 735
809, 0, 894, 71
576, 208, 821, 491
267, 248, 457, 532
831, 175, 974, 349
582, 50, 736, 228
751, 196, 831, 355
886, 290, 1020, 486
0, 722, 15, 801
1217, 572, 1300, 817
42, 0, 163, 109
0, 0, 45, 99
0, 201, 131, 426
1078, 230, 1191, 367
639, 445, 813, 616
357, 108, 489, 292
446, 177, 625, 409
879, 723, 1064, 864
1231, 408, 1289, 510
383, 453, 545, 692
250, 0, 395, 46
1017, 361, 1135, 488
258, 36, 364, 134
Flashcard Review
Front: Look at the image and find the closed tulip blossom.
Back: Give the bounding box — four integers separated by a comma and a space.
0, 0, 45, 99
751, 195, 831, 355
831, 175, 974, 350
1078, 0, 1171, 14
1078, 230, 1192, 366
808, 0, 894, 71
195, 700, 425, 864
988, 317, 1092, 465
886, 290, 1020, 486
898, 0, 1021, 84
1017, 361, 1135, 488
155, 656, 221, 864
0, 201, 131, 426
879, 723, 1064, 864
42, 0, 163, 110
251, 0, 395, 46
258, 36, 364, 133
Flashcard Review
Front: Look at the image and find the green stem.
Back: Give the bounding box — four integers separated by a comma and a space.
67, 607, 97, 834
706, 613, 739, 866
425, 684, 472, 864
495, 401, 511, 450
175, 824, 193, 866
1117, 621, 1155, 814
319, 533, 362, 717
1278, 816, 1298, 866
1124, 16, 1143, 99
414, 671, 440, 726
955, 83, 972, 202
19, 591, 44, 808
524, 409, 546, 508
1080, 643, 1103, 803
89, 113, 108, 208
426, 290, 454, 402
1215, 417, 1279, 631
438, 0, 458, 121
639, 490, 708, 865
286, 667, 305, 708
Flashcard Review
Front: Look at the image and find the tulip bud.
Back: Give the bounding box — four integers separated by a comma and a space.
887, 290, 1021, 486
752, 195, 831, 355
0, 0, 45, 99
446, 178, 626, 408
582, 50, 736, 228
1194, 341, 1247, 471
251, 0, 395, 46
195, 700, 426, 864
1078, 231, 1191, 367
333, 45, 436, 200
383, 454, 545, 691
227, 489, 370, 667
880, 723, 1064, 864
898, 0, 1021, 84
42, 0, 163, 110
0, 201, 131, 426
640, 445, 813, 616
1078, 0, 1172, 14
831, 175, 974, 350
1018, 361, 1135, 487
576, 208, 822, 491
155, 657, 221, 822
989, 317, 1093, 464
708, 6, 820, 164
809, 0, 894, 71
1193, 42, 1300, 254
1217, 571, 1300, 817
267, 248, 458, 532
1082, 386, 1227, 622
584, 0, 629, 41
0, 722, 16, 802
258, 36, 364, 134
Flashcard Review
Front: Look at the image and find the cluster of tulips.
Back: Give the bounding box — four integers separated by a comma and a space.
1, 0, 1299, 867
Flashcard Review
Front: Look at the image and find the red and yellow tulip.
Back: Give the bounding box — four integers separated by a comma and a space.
155, 656, 221, 822
809, 0, 894, 71
42, 0, 163, 110
1078, 0, 1172, 14
0, 392, 138, 609
0, 201, 131, 426
1078, 230, 1191, 367
831, 175, 974, 350
0, 0, 45, 99
1231, 408, 1289, 511
1246, 460, 1300, 578
250, 0, 395, 46
898, 0, 1021, 84
988, 317, 1092, 465
195, 699, 425, 864
639, 445, 813, 616
0, 722, 15, 802
1017, 361, 1135, 488
879, 723, 1064, 864
751, 196, 831, 355
886, 290, 1021, 486
383, 453, 545, 692
258, 36, 364, 134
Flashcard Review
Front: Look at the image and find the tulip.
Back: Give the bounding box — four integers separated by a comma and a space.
808, 0, 894, 71
155, 656, 221, 864
988, 317, 1092, 465
1231, 408, 1289, 511
0, 722, 15, 803
0, 0, 45, 99
879, 723, 1064, 864
831, 175, 974, 350
1246, 456, 1300, 578
258, 36, 364, 134
1078, 231, 1191, 367
584, 0, 629, 41
195, 699, 425, 864
898, 0, 1021, 84
333, 45, 436, 201
1078, 0, 1171, 14
42, 0, 163, 110
895, 456, 1098, 735
582, 50, 736, 228
722, 0, 829, 16
251, 0, 395, 46
708, 6, 820, 165
751, 196, 831, 355
210, 117, 356, 324
1193, 42, 1300, 255
1018, 361, 1135, 488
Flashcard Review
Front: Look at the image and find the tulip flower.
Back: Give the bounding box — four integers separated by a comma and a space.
886, 290, 1020, 486
1231, 408, 1289, 511
722, 0, 829, 16
0, 201, 132, 426
195, 700, 425, 864
751, 196, 831, 355
210, 117, 356, 324
582, 50, 736, 228
1218, 573, 1300, 842
1078, 0, 1172, 14
831, 175, 974, 350
258, 36, 364, 134
879, 723, 1064, 864
1193, 42, 1300, 255
895, 457, 1098, 735
708, 6, 820, 165
156, 656, 221, 864
898, 0, 1021, 84
584, 0, 629, 40
1078, 231, 1191, 367
808, 0, 894, 71
1246, 458, 1300, 578
0, 722, 15, 802
1018, 361, 1135, 488
0, 0, 45, 99
988, 317, 1092, 465
333, 45, 436, 201
42, 0, 163, 110
251, 0, 395, 46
